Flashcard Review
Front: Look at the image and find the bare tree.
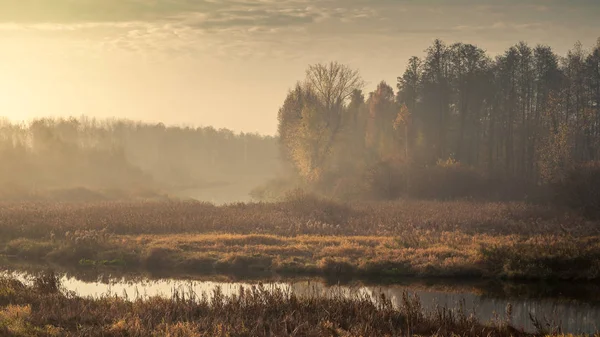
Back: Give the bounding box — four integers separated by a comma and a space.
300, 62, 365, 178
305, 61, 366, 113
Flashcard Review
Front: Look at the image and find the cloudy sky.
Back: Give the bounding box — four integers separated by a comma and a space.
0, 0, 598, 135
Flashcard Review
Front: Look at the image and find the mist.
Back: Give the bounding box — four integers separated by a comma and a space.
0, 117, 280, 203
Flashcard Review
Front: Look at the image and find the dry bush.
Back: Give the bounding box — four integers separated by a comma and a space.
553, 161, 600, 219
358, 159, 542, 202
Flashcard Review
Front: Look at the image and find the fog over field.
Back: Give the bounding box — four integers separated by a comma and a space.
0, 118, 281, 203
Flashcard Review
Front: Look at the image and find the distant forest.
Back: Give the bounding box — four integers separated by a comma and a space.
0, 117, 280, 200
271, 38, 600, 213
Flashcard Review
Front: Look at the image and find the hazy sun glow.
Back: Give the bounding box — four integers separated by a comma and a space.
0, 0, 599, 134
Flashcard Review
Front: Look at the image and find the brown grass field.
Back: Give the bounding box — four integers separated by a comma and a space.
1, 195, 599, 281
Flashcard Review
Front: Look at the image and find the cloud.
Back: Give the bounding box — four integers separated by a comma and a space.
0, 0, 597, 61
0, 0, 200, 23
0, 0, 343, 61
0, 0, 323, 23
182, 8, 322, 31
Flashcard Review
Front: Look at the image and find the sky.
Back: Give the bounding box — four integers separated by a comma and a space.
0, 0, 599, 135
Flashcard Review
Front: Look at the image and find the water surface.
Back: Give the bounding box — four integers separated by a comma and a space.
1, 267, 599, 334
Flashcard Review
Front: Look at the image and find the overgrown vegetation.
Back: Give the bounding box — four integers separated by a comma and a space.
1, 198, 599, 281
552, 162, 600, 219
0, 272, 576, 336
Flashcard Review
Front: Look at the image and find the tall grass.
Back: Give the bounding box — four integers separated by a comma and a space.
0, 198, 596, 239
0, 272, 565, 336
0, 197, 598, 281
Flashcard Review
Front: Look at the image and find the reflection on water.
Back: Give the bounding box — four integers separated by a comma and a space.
1, 269, 599, 334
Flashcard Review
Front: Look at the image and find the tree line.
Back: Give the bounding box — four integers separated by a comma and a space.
276, 38, 600, 209
0, 117, 280, 197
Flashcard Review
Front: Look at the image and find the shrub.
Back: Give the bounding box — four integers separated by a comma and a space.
281, 189, 354, 225
553, 161, 600, 219
411, 159, 486, 200
65, 229, 111, 246
358, 158, 546, 202
362, 159, 490, 200
142, 247, 178, 270
4, 239, 54, 260
363, 159, 407, 200
32, 271, 61, 295
317, 258, 355, 276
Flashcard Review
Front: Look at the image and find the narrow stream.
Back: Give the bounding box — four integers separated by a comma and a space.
1, 268, 599, 334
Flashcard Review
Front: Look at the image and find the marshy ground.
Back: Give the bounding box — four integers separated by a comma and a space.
1, 196, 599, 281
0, 272, 578, 336
1, 196, 600, 335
